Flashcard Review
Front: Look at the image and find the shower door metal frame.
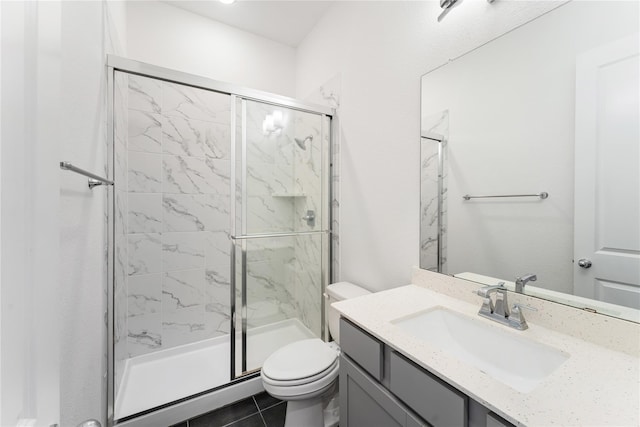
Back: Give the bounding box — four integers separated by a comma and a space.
106, 55, 334, 426
420, 133, 446, 273
231, 97, 332, 377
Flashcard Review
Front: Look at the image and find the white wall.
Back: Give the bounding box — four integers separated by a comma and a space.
59, 2, 126, 425
126, 1, 297, 97
296, 1, 564, 292
1, 1, 126, 426
1, 2, 62, 425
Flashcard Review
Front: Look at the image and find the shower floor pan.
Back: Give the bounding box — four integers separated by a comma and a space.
115, 318, 315, 420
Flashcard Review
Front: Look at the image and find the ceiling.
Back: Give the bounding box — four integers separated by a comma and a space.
163, 1, 335, 47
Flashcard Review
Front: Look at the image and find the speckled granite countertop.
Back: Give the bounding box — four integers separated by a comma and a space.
333, 274, 640, 426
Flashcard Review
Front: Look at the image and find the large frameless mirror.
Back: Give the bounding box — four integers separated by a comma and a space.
420, 1, 639, 322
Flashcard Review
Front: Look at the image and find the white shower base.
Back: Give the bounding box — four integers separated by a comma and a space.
115, 318, 315, 420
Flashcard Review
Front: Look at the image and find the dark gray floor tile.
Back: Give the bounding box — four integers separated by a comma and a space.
260, 402, 287, 427
253, 392, 282, 410
226, 413, 267, 427
169, 423, 188, 427
189, 397, 259, 427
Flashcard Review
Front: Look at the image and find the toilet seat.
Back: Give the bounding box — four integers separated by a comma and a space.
262, 338, 339, 382
262, 358, 338, 387
261, 338, 340, 400
262, 360, 339, 399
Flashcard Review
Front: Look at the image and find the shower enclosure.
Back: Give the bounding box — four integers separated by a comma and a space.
107, 56, 332, 424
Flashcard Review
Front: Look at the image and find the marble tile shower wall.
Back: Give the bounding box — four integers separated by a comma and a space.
113, 73, 233, 367
113, 72, 329, 392
114, 72, 129, 392
420, 110, 449, 272
242, 102, 325, 336
303, 74, 341, 283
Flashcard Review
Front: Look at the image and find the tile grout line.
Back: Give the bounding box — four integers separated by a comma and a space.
257, 410, 268, 427
253, 396, 269, 427
260, 400, 285, 412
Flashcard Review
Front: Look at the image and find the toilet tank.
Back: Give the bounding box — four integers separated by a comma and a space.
326, 282, 371, 344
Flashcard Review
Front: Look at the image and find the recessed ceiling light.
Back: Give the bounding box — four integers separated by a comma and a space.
220, 0, 236, 4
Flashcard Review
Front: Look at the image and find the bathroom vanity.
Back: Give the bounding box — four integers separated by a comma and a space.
334, 269, 640, 427
339, 318, 513, 427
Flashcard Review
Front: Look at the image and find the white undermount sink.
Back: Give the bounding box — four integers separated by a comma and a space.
391, 307, 569, 393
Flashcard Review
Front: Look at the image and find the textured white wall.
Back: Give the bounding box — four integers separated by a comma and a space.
59, 1, 126, 425
296, 1, 564, 292
1, 2, 62, 425
126, 1, 297, 97
1, 1, 125, 425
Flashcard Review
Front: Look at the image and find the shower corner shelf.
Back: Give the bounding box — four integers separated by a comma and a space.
271, 192, 307, 198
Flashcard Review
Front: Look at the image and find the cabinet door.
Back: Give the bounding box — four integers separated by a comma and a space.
390, 351, 467, 427
340, 354, 427, 427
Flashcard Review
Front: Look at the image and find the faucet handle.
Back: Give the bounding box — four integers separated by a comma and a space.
474, 282, 506, 298
512, 303, 537, 312
509, 303, 537, 330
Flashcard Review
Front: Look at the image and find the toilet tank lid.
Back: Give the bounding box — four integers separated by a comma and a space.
326, 282, 371, 300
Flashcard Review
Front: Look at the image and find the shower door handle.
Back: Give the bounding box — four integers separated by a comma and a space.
302, 210, 316, 227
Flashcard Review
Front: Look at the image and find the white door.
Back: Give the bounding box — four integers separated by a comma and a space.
573, 34, 640, 309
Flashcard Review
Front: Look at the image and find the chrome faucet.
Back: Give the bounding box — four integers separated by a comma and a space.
515, 274, 537, 293
475, 283, 537, 330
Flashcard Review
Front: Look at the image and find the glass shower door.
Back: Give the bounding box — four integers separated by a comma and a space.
112, 71, 234, 420
232, 99, 331, 376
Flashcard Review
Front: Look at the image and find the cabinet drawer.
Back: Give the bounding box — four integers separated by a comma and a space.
340, 354, 429, 427
487, 412, 515, 427
390, 351, 467, 427
340, 318, 384, 381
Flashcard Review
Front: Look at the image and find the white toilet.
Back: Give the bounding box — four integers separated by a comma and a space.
261, 282, 371, 427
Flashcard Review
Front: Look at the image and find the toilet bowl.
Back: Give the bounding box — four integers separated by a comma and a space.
260, 282, 371, 427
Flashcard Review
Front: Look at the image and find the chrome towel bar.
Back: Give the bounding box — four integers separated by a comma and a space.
463, 192, 548, 201
60, 161, 114, 189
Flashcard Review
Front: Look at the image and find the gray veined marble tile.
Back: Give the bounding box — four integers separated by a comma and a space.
114, 190, 128, 236
163, 194, 206, 232
162, 192, 230, 233
114, 140, 128, 190
205, 266, 231, 289
128, 74, 162, 114
128, 151, 162, 193
246, 161, 291, 196
205, 231, 231, 268
114, 235, 128, 289
205, 158, 231, 196
127, 313, 162, 357
204, 310, 230, 336
246, 132, 276, 164
128, 233, 162, 276
204, 122, 231, 160
128, 109, 162, 153
246, 194, 294, 234
162, 269, 205, 312
162, 305, 206, 349
204, 267, 231, 335
128, 193, 163, 234
127, 274, 162, 317
162, 115, 207, 158
163, 155, 227, 194
201, 194, 231, 232
162, 232, 205, 272
162, 82, 231, 124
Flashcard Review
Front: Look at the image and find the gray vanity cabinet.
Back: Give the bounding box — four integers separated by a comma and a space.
340, 354, 427, 427
339, 318, 515, 427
